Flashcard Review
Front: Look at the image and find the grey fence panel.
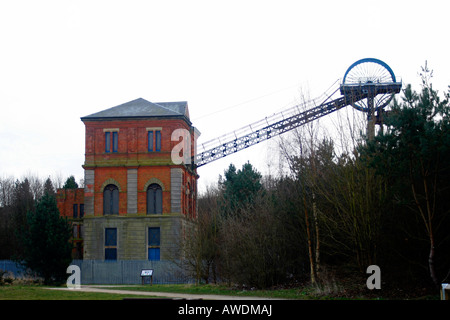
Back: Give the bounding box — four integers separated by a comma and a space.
1, 259, 193, 284
71, 260, 192, 285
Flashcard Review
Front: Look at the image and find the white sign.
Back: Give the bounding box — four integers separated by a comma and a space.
141, 269, 153, 277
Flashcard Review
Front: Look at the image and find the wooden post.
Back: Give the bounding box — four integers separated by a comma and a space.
140, 269, 153, 285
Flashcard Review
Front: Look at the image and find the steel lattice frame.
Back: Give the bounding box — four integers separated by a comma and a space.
193, 62, 402, 168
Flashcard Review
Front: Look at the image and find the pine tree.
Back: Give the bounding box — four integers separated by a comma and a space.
361, 63, 450, 288
18, 192, 72, 284
43, 177, 55, 197
219, 162, 262, 216
63, 176, 78, 189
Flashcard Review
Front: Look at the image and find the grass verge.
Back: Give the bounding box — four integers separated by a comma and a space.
103, 283, 342, 299
0, 284, 158, 300
0, 281, 440, 300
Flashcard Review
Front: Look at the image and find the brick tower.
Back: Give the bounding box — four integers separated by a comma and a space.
78, 98, 200, 261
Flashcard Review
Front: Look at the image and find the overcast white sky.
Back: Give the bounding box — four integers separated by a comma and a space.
1, 0, 449, 193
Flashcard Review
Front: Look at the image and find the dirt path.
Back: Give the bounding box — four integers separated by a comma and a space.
47, 285, 282, 300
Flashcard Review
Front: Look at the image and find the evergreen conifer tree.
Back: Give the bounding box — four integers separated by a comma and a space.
18, 192, 72, 284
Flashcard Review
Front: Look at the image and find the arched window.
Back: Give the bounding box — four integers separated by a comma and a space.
147, 183, 162, 214
103, 184, 119, 215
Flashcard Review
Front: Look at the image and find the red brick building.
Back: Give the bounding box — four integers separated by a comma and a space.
56, 188, 84, 258
58, 98, 200, 260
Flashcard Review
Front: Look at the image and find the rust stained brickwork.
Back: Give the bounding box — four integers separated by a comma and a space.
84, 118, 196, 216
57, 188, 84, 218
56, 188, 85, 258
59, 98, 200, 260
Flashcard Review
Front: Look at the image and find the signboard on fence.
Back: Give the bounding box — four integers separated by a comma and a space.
141, 269, 153, 285
140, 269, 153, 277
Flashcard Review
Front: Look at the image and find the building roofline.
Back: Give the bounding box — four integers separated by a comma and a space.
80, 98, 192, 125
